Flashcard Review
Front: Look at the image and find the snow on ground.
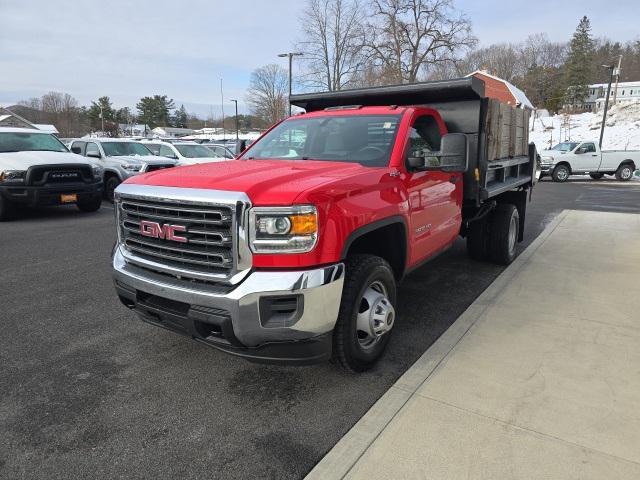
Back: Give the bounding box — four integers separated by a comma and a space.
530, 103, 640, 153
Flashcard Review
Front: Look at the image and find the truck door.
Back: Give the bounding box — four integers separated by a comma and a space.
403, 113, 463, 264
573, 142, 600, 171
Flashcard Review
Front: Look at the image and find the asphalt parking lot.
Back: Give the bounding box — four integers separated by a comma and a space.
2, 178, 640, 480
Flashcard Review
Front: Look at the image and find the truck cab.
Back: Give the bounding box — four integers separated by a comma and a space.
0, 127, 103, 220
540, 140, 638, 182
111, 77, 536, 371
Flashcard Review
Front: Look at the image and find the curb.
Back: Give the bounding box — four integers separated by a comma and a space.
305, 209, 570, 480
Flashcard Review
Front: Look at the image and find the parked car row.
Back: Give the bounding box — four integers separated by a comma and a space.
0, 129, 246, 219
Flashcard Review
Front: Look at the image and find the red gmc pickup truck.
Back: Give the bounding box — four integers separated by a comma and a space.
112, 78, 537, 371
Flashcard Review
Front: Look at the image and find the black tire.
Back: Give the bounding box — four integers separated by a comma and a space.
488, 204, 519, 265
333, 254, 397, 372
552, 164, 570, 182
77, 196, 102, 212
0, 195, 17, 221
105, 176, 121, 202
467, 218, 488, 261
615, 164, 634, 182
589, 173, 604, 180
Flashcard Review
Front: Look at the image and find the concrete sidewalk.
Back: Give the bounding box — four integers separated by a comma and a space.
308, 210, 640, 480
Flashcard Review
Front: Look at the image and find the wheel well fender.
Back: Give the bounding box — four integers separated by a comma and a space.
554, 161, 572, 173
619, 160, 636, 170
341, 216, 408, 280
103, 169, 123, 182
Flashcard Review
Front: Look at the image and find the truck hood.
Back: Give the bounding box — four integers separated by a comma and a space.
126, 159, 372, 205
0, 150, 96, 170
111, 154, 174, 165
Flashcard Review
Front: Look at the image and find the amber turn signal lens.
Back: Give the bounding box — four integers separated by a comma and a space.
290, 214, 317, 235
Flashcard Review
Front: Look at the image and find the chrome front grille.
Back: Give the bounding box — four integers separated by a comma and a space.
115, 185, 252, 284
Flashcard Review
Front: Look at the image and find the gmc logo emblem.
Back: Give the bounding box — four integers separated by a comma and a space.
139, 220, 188, 243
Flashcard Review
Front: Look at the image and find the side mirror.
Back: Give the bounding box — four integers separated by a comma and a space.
70, 146, 82, 154
236, 139, 247, 155
86, 151, 101, 159
575, 147, 586, 154
438, 133, 468, 171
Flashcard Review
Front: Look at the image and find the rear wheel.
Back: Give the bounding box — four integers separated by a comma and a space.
333, 255, 396, 372
77, 196, 102, 212
488, 204, 519, 265
0, 195, 17, 221
589, 173, 604, 180
552, 164, 570, 182
105, 176, 121, 202
615, 164, 634, 182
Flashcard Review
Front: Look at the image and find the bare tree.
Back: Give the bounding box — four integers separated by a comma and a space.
245, 64, 288, 125
298, 0, 367, 91
364, 0, 476, 84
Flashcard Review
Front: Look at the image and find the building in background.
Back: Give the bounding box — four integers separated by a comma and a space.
466, 70, 535, 110
0, 107, 58, 134
150, 126, 194, 138
566, 81, 640, 112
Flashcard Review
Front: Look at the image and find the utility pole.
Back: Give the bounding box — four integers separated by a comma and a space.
230, 99, 239, 140
99, 104, 104, 134
599, 64, 615, 149
220, 78, 225, 141
612, 54, 623, 105
278, 52, 304, 116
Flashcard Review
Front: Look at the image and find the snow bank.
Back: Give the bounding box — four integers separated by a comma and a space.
530, 103, 640, 152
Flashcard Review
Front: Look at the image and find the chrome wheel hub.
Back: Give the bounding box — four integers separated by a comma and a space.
622, 168, 632, 179
508, 214, 517, 254
356, 281, 395, 349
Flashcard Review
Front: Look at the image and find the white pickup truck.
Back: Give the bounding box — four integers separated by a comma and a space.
539, 141, 639, 182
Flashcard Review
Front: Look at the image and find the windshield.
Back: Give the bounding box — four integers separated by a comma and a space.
551, 142, 578, 152
241, 114, 402, 167
101, 142, 153, 157
175, 144, 220, 158
0, 132, 68, 153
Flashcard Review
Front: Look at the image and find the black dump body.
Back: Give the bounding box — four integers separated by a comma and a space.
291, 77, 536, 205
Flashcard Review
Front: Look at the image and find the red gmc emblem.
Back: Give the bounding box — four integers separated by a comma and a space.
139, 220, 188, 243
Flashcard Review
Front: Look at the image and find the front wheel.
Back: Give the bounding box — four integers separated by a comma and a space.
77, 196, 102, 212
615, 164, 634, 182
552, 164, 570, 182
589, 173, 604, 180
105, 176, 121, 202
333, 255, 397, 372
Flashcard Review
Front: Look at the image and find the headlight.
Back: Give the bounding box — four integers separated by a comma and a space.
249, 205, 318, 253
122, 163, 142, 172
0, 170, 26, 183
92, 165, 103, 179
541, 156, 554, 164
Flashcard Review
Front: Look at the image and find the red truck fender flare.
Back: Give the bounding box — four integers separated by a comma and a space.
340, 215, 409, 279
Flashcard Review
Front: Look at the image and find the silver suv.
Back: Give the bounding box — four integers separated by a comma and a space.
70, 138, 177, 201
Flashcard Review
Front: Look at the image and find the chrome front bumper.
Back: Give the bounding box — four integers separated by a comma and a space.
112, 246, 345, 364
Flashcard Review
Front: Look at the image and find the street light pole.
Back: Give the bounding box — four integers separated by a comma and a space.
99, 104, 104, 134
612, 54, 623, 105
599, 64, 615, 149
278, 52, 303, 116
230, 99, 239, 140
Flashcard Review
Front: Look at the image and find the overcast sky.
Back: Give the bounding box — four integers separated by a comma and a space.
1, 0, 637, 117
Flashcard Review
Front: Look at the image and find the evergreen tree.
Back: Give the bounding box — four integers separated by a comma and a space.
174, 104, 188, 128
87, 96, 115, 131
563, 16, 595, 107
136, 95, 175, 128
